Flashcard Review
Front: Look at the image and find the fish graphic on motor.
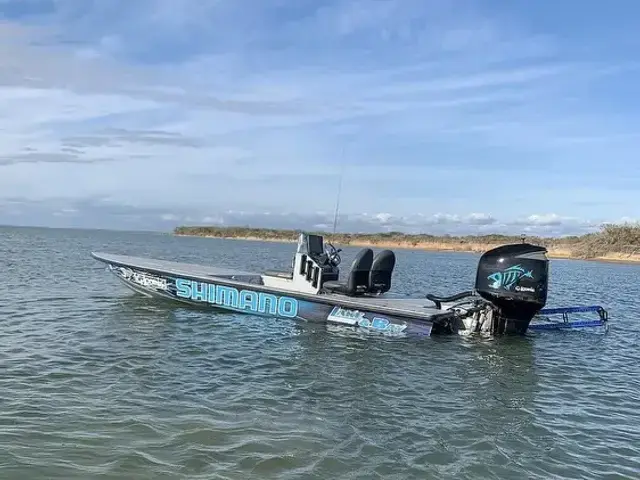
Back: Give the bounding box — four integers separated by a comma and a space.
487, 265, 534, 291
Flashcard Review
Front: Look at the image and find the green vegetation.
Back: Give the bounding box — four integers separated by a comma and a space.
173, 223, 640, 261
568, 223, 640, 259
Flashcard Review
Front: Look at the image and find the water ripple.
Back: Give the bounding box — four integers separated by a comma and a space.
2, 226, 640, 479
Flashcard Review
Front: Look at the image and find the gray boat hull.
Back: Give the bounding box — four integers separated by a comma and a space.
92, 252, 460, 337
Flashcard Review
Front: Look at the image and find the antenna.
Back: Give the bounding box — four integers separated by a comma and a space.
332, 142, 348, 235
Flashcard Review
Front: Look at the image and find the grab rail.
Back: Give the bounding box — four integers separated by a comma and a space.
426, 291, 475, 309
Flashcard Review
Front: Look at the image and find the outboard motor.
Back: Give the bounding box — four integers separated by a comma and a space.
474, 243, 549, 334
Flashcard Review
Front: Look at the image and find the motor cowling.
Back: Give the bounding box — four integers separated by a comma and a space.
474, 243, 549, 334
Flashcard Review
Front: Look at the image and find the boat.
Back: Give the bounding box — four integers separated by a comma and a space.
90, 232, 609, 337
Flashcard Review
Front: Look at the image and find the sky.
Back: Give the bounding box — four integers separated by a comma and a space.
0, 0, 639, 236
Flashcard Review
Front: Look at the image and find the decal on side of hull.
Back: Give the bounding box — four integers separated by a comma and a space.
175, 278, 299, 318
110, 265, 169, 291
326, 306, 407, 334
105, 264, 431, 336
327, 306, 365, 325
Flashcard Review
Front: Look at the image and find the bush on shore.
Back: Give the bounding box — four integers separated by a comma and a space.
173, 222, 640, 259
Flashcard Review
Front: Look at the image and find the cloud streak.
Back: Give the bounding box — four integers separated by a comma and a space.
0, 0, 638, 233
0, 195, 610, 238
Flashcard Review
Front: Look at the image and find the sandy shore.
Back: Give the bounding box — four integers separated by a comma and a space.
174, 234, 640, 264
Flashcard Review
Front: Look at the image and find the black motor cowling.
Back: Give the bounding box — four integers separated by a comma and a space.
475, 243, 549, 334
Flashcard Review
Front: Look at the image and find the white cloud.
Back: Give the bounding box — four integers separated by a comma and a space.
466, 212, 496, 225
0, 194, 607, 236
373, 212, 393, 223
512, 213, 597, 230
518, 213, 567, 226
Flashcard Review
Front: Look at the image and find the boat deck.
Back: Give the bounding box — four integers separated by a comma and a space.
93, 252, 265, 284
91, 252, 452, 321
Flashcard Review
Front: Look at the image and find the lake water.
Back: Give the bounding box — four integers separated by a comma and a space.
1, 225, 640, 479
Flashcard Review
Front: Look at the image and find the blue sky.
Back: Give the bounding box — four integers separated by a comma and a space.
0, 0, 638, 236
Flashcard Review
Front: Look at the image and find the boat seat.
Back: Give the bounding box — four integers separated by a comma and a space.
322, 248, 374, 296
368, 249, 396, 294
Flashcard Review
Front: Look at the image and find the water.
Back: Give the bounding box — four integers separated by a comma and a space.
1, 225, 640, 479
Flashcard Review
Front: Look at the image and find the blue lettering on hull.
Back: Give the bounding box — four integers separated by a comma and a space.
326, 306, 407, 334
175, 278, 299, 318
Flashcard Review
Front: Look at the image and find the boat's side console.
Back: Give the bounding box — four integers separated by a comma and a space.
261, 233, 342, 294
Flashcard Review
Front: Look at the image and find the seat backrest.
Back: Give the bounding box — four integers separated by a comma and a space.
346, 248, 374, 293
368, 249, 396, 294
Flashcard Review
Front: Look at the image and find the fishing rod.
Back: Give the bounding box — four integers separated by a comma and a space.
331, 141, 349, 235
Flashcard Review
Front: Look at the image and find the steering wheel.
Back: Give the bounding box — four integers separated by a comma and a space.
324, 242, 342, 267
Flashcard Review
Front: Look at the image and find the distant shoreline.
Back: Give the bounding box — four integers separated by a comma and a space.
173, 225, 640, 265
